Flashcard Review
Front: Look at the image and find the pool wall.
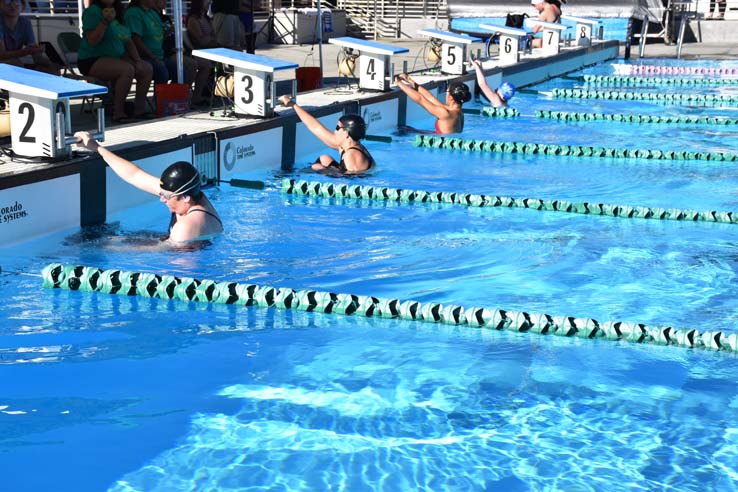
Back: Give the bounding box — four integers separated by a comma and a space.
0, 41, 618, 247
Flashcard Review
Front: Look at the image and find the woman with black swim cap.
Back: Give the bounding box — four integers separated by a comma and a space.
395, 73, 470, 134
74, 131, 223, 243
278, 94, 375, 175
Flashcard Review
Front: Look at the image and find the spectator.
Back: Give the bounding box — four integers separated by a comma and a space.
78, 0, 154, 122
186, 0, 219, 49
125, 0, 168, 84
154, 0, 210, 107
707, 0, 726, 19
0, 0, 59, 74
239, 0, 254, 53
211, 0, 242, 50
530, 0, 562, 49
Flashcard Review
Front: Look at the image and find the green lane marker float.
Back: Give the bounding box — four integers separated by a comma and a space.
42, 263, 738, 353
282, 179, 738, 225
552, 88, 738, 105
411, 134, 738, 162
462, 106, 520, 118
582, 74, 738, 87
535, 110, 738, 126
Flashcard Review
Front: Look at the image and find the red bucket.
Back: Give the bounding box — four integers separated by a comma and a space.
296, 67, 322, 93
155, 83, 190, 117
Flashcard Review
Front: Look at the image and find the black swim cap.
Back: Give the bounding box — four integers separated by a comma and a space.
338, 114, 367, 141
448, 82, 471, 104
160, 161, 201, 198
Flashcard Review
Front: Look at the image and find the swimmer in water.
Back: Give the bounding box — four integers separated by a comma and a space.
278, 94, 375, 175
74, 131, 223, 243
395, 73, 471, 134
471, 59, 516, 108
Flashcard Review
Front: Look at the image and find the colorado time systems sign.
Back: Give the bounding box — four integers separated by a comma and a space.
220, 128, 283, 174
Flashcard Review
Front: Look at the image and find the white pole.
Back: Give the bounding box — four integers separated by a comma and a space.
317, 0, 324, 87
172, 0, 184, 83
77, 0, 84, 36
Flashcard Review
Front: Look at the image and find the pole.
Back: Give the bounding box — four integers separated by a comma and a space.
172, 0, 184, 83
317, 0, 324, 87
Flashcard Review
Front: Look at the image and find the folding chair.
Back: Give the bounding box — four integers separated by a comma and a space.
57, 31, 109, 114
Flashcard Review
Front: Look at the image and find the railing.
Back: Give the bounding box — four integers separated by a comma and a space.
336, 0, 448, 39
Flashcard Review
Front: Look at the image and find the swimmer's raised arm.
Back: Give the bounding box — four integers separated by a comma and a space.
74, 131, 160, 196
278, 95, 337, 150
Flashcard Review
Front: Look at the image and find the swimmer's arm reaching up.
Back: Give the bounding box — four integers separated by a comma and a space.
395, 73, 449, 118
471, 60, 505, 107
75, 131, 160, 196
278, 95, 337, 150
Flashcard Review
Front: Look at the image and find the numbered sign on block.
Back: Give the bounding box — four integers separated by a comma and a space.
329, 37, 409, 92
480, 25, 527, 66
191, 48, 298, 117
0, 65, 107, 159
359, 53, 388, 91
233, 69, 272, 117
418, 30, 480, 75
561, 15, 600, 47
526, 20, 568, 56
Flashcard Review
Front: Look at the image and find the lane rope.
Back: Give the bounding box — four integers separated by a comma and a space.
552, 88, 738, 105
535, 110, 738, 126
41, 263, 738, 354
612, 64, 738, 76
411, 134, 738, 162
282, 178, 738, 225
582, 74, 738, 87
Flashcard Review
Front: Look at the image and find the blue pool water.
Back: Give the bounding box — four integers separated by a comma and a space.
2, 59, 738, 491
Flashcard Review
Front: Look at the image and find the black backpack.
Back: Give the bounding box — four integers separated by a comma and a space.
505, 13, 529, 29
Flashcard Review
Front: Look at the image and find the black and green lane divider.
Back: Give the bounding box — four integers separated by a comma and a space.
535, 110, 738, 126
41, 263, 738, 353
463, 107, 520, 118
411, 134, 738, 162
581, 74, 738, 87
282, 179, 738, 225
552, 88, 738, 105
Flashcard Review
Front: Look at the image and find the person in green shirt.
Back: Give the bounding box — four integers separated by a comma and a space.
79, 0, 154, 122
125, 0, 167, 83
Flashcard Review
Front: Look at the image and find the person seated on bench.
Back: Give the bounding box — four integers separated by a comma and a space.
74, 130, 224, 243
79, 0, 154, 123
0, 0, 59, 74
530, 0, 563, 49
186, 0, 220, 50
471, 59, 516, 108
154, 0, 210, 107
278, 94, 375, 175
395, 72, 471, 134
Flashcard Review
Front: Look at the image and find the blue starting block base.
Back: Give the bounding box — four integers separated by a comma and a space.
328, 37, 409, 91
0, 65, 107, 159
193, 48, 299, 117
417, 29, 481, 75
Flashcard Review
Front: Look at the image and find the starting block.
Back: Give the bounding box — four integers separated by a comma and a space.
525, 19, 568, 56
192, 48, 298, 117
0, 65, 106, 159
479, 24, 528, 65
561, 15, 600, 47
417, 29, 480, 75
328, 37, 409, 91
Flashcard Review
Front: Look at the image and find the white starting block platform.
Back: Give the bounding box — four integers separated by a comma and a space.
480, 24, 529, 66
192, 48, 299, 117
328, 37, 409, 91
0, 65, 107, 159
417, 29, 480, 75
526, 19, 568, 56
561, 15, 601, 47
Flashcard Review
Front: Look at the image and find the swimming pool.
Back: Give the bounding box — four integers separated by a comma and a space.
2, 58, 738, 491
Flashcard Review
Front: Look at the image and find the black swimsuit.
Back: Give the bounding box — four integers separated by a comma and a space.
168, 208, 223, 233
326, 146, 376, 174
